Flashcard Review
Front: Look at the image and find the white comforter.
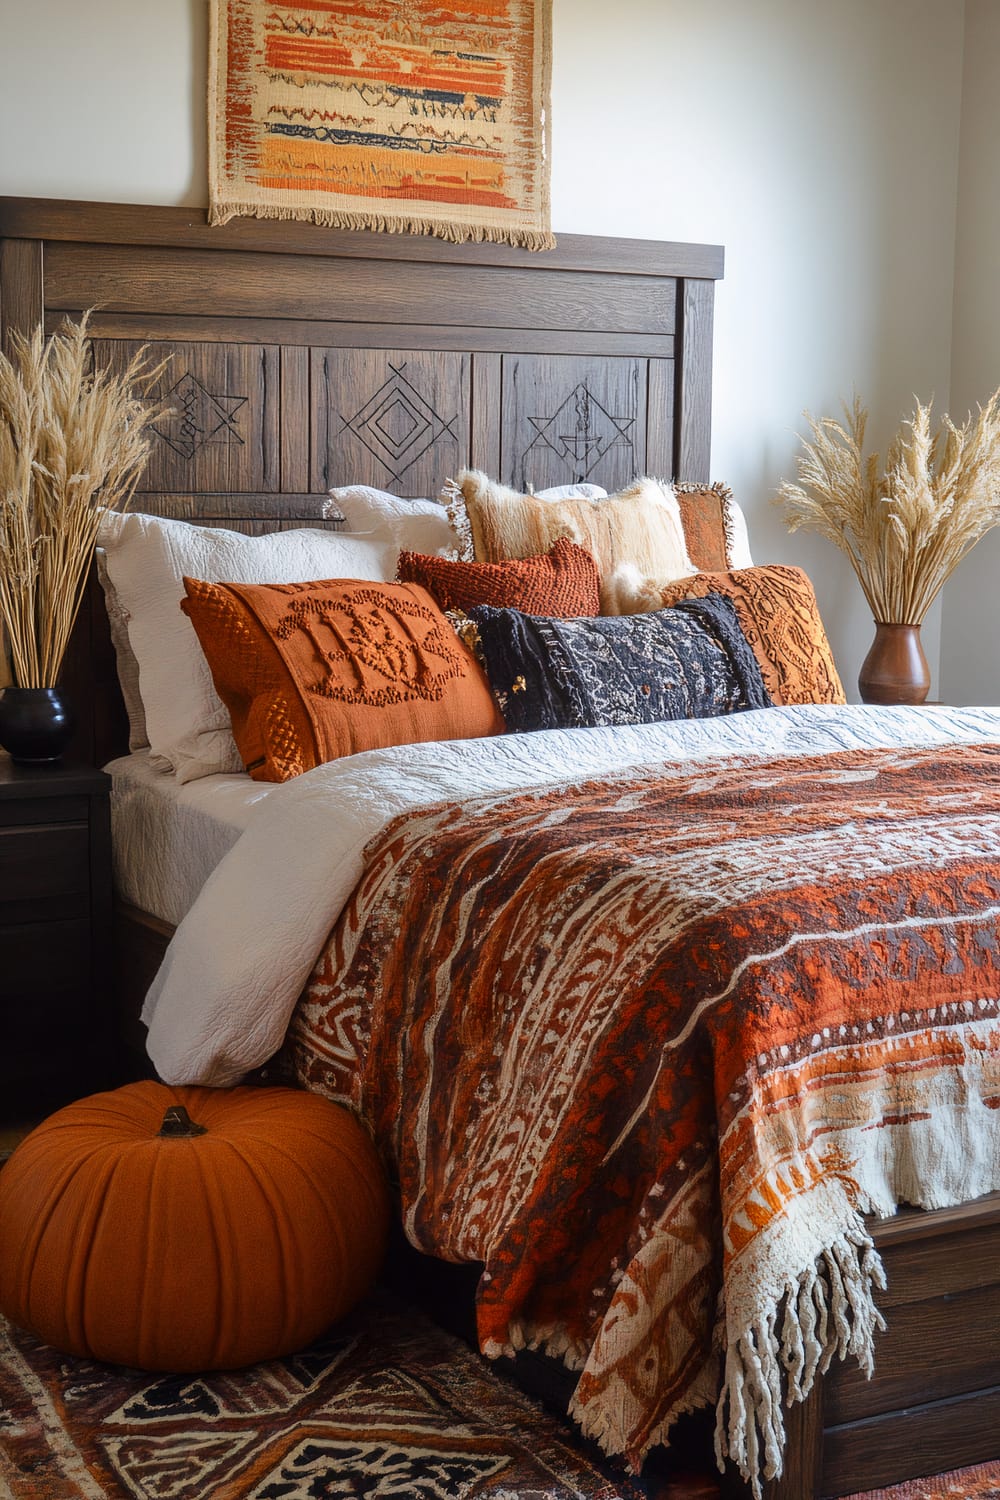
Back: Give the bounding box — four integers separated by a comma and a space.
144, 703, 1000, 1087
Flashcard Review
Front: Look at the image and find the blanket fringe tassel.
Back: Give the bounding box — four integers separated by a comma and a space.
484, 1318, 591, 1371
714, 1230, 887, 1500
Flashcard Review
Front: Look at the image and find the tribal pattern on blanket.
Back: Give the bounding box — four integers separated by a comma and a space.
286, 743, 1000, 1494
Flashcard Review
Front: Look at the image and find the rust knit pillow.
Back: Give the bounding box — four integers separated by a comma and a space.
396, 537, 600, 618
181, 576, 505, 781
605, 563, 845, 706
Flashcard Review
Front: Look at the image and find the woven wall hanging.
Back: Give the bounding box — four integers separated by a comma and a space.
208, 1, 554, 250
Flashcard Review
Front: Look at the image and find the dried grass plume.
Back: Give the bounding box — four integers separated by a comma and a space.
0, 313, 167, 687
775, 391, 1000, 624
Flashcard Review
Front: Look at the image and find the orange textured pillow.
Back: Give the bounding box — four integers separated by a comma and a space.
609, 564, 845, 706
673, 481, 754, 571
674, 488, 730, 572
181, 576, 505, 781
396, 537, 600, 618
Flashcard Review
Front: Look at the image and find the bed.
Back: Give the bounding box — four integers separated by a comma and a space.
1, 196, 998, 1500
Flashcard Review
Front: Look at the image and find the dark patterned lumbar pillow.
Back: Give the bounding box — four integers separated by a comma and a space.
469, 594, 772, 733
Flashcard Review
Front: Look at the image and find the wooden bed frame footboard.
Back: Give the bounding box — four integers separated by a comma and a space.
3, 197, 998, 1500
759, 1193, 1000, 1498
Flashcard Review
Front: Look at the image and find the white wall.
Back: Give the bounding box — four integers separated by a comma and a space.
0, 0, 968, 698
941, 0, 1000, 705
0, 0, 207, 208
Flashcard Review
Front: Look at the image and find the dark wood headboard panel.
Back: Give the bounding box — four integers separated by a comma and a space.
0, 197, 724, 765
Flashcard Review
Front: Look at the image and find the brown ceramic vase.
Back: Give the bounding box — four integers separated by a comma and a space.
857, 622, 930, 705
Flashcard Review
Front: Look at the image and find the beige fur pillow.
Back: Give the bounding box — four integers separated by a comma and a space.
453, 471, 693, 611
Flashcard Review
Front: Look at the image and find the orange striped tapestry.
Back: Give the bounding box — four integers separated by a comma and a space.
208, 1, 554, 249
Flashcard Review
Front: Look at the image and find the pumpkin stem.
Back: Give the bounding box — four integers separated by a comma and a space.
158, 1105, 207, 1138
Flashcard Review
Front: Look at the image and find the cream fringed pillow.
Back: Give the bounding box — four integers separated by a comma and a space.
452, 471, 693, 611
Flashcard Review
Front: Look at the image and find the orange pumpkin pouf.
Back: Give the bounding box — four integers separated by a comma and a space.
0, 1081, 390, 1372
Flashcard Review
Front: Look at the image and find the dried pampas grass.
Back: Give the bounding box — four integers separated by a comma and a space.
776, 391, 1000, 624
0, 313, 167, 687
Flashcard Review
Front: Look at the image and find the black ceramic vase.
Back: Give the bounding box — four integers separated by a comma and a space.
0, 687, 75, 764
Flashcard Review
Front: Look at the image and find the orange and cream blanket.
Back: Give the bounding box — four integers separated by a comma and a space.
285, 739, 1000, 1494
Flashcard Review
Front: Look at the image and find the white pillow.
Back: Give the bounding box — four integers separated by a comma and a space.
326, 486, 457, 558
97, 512, 395, 783
95, 548, 148, 752
724, 497, 754, 568
530, 483, 609, 501
327, 482, 611, 565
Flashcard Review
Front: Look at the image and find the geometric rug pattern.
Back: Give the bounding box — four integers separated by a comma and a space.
844, 1465, 1000, 1500
2, 1282, 997, 1499
0, 1290, 647, 1499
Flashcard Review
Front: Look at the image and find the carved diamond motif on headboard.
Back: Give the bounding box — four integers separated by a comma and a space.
312, 349, 470, 496
500, 355, 647, 493
339, 362, 459, 482
93, 339, 278, 495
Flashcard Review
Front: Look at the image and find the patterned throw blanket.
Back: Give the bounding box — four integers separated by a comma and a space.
287, 742, 1000, 1494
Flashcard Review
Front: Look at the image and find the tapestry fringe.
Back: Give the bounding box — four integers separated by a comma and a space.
713, 1229, 886, 1500
208, 200, 557, 252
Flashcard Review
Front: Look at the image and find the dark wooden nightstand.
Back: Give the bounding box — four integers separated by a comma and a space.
0, 758, 115, 1120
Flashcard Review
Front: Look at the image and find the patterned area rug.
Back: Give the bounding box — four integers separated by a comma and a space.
0, 1290, 646, 1499
845, 1465, 1000, 1500
2, 1283, 997, 1499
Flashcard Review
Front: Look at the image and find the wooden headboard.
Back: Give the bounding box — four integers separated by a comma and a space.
0, 197, 724, 766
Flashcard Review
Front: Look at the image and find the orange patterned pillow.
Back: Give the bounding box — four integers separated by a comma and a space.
608, 564, 845, 706
181, 576, 504, 781
396, 537, 600, 617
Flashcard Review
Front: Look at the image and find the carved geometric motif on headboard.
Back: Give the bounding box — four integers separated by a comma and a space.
312, 349, 470, 498
92, 341, 280, 494
154, 372, 246, 462
500, 355, 649, 494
